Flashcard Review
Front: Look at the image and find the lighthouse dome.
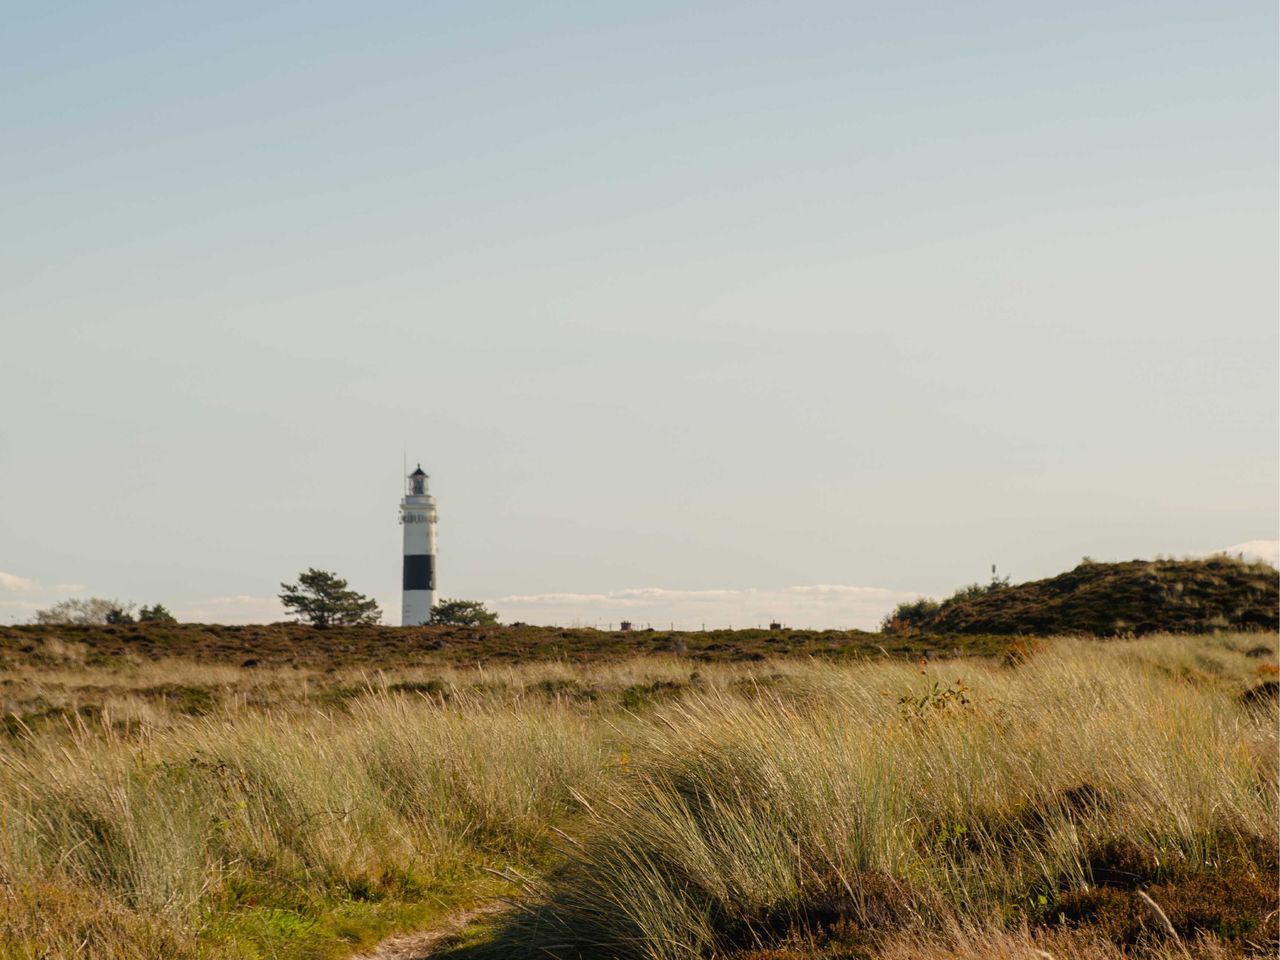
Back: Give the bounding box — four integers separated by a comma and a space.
408, 464, 429, 495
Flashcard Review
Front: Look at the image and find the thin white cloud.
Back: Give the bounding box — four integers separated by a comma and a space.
0, 571, 38, 593
0, 599, 43, 615
173, 595, 285, 624
0, 572, 76, 624
492, 583, 923, 630
1219, 539, 1280, 567
0, 572, 82, 623
787, 584, 905, 597
497, 592, 611, 605
613, 587, 746, 601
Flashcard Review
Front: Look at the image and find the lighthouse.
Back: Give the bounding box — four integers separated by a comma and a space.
400, 464, 438, 625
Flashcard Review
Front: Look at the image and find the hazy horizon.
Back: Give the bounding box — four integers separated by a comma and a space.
3, 2, 1276, 627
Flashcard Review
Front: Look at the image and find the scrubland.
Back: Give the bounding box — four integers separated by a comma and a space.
0, 620, 982, 671
0, 632, 1276, 959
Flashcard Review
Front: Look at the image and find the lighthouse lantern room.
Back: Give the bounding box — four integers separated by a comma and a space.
400, 464, 438, 625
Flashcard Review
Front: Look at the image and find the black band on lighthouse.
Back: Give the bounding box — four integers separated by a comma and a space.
403, 555, 435, 591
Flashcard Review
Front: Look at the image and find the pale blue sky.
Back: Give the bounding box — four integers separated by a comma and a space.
2, 2, 1276, 626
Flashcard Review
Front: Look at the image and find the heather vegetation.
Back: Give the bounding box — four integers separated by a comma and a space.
0, 620, 995, 673
0, 631, 1275, 959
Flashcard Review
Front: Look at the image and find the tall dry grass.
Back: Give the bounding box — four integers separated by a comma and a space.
0, 689, 621, 957
0, 634, 1274, 959
478, 637, 1279, 958
0, 657, 819, 957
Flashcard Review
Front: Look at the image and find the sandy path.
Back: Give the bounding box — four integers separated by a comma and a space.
353, 902, 506, 960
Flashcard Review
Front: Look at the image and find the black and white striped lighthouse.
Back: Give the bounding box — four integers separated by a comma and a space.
400, 464, 438, 625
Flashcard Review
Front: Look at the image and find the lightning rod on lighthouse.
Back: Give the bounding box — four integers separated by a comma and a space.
400, 464, 437, 625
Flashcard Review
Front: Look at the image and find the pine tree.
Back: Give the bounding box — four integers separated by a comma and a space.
279, 569, 381, 628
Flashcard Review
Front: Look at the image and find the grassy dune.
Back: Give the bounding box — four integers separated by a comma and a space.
915, 556, 1278, 636
0, 634, 1275, 959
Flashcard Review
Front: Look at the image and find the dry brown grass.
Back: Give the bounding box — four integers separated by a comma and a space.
450, 635, 1278, 959
0, 633, 1275, 960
